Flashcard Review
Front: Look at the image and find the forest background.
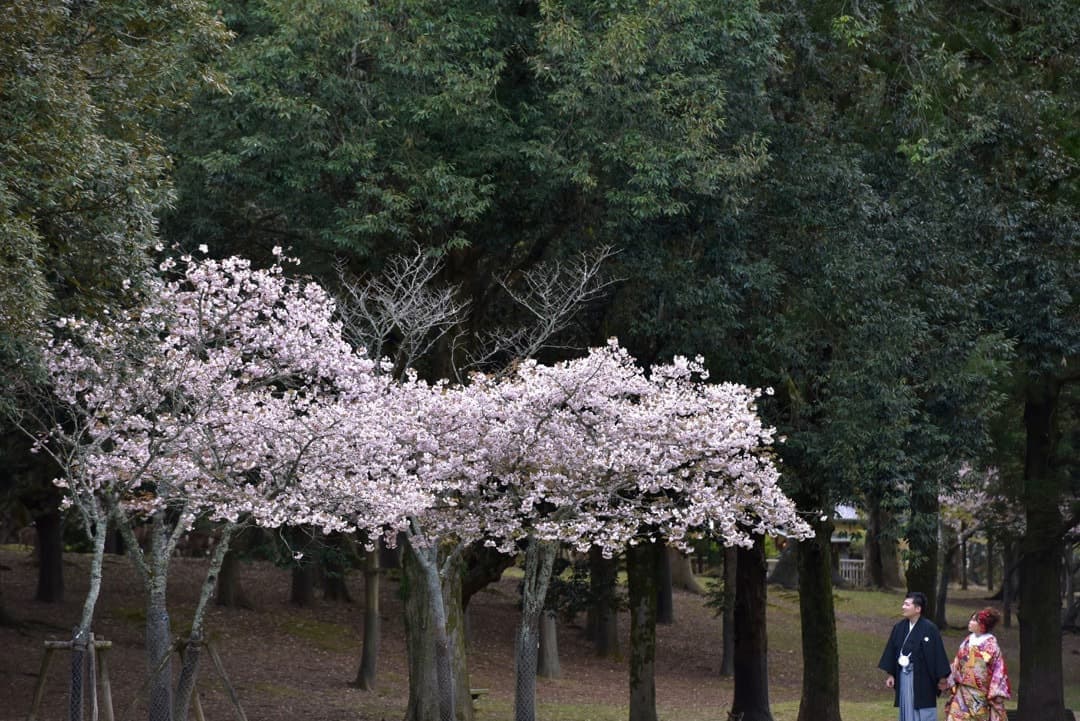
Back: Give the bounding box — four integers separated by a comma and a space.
0, 2, 1076, 721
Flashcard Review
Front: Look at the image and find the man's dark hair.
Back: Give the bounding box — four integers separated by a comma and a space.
905, 591, 928, 612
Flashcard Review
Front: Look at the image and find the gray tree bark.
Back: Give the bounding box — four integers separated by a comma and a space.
402, 540, 472, 721
514, 538, 557, 721
403, 544, 440, 721
146, 559, 174, 721
537, 610, 560, 679
173, 524, 234, 721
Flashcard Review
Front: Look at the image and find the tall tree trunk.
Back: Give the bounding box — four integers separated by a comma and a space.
905, 486, 940, 621
655, 544, 673, 625
354, 547, 380, 690
442, 552, 473, 721
514, 538, 557, 721
173, 525, 234, 721
985, 538, 994, 592
586, 546, 620, 658
35, 505, 64, 602
1017, 379, 1066, 721
960, 525, 968, 590
403, 544, 440, 721
795, 519, 841, 721
402, 540, 468, 721
461, 543, 516, 610
146, 562, 174, 721
731, 536, 773, 721
290, 562, 317, 607
865, 497, 903, 588
668, 547, 703, 594
934, 519, 958, 629
865, 495, 886, 589
322, 533, 353, 603
70, 510, 108, 721
766, 542, 798, 589
1002, 541, 1016, 628
143, 511, 177, 721
627, 541, 660, 721
380, 532, 405, 570
719, 547, 736, 678
537, 610, 560, 679
216, 548, 252, 609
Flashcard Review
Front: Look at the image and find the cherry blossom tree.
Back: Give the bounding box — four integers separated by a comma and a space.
371, 341, 809, 721
463, 343, 810, 721
936, 465, 1024, 626
33, 251, 416, 721
333, 245, 615, 721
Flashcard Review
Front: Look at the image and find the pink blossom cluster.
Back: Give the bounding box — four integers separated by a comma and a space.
407, 342, 810, 555
45, 253, 418, 537
940, 464, 1024, 536
44, 255, 808, 551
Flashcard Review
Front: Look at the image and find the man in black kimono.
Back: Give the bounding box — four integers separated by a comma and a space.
878, 591, 951, 721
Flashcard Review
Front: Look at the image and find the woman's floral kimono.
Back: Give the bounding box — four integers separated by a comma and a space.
945, 633, 1011, 721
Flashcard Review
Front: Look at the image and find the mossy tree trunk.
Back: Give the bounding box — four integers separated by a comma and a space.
442, 552, 472, 721
403, 543, 440, 721
402, 540, 472, 721
627, 540, 660, 721
537, 610, 560, 679
795, 518, 841, 721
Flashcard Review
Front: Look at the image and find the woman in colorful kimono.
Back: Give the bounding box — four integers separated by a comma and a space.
945, 607, 1011, 721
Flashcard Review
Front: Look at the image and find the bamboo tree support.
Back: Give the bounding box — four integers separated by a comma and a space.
87, 635, 98, 721
166, 637, 247, 721
206, 639, 249, 721
191, 689, 208, 721
28, 636, 114, 721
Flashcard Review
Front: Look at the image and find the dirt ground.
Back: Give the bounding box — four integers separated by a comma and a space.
0, 547, 745, 721
1, 547, 1076, 721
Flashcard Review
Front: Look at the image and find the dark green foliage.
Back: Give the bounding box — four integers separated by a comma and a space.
0, 0, 230, 344
163, 0, 776, 309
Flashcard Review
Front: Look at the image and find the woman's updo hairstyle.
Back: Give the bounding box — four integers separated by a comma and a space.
975, 607, 1001, 632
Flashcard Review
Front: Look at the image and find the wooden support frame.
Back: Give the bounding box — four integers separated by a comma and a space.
28, 635, 114, 721
29, 634, 248, 721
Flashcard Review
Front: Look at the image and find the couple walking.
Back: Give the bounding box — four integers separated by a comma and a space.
878, 591, 1011, 721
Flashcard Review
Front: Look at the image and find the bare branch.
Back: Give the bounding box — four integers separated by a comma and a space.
335, 247, 469, 378
460, 245, 619, 375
